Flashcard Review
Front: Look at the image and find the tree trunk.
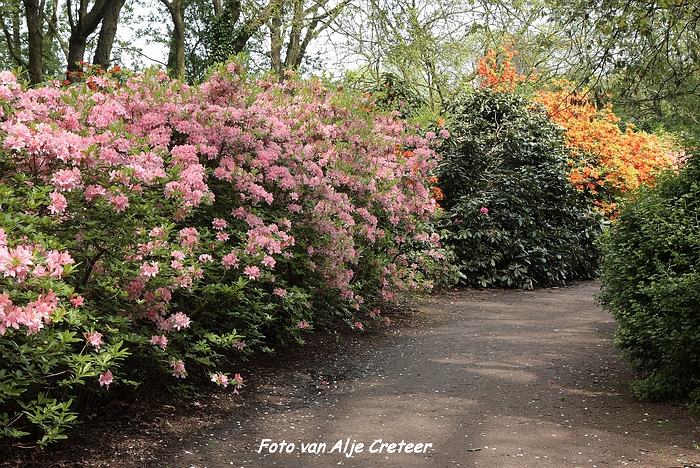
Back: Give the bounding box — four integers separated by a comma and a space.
282, 0, 302, 71
232, 0, 281, 54
22, 0, 43, 84
65, 0, 115, 80
270, 4, 283, 75
283, 0, 351, 73
160, 0, 185, 78
66, 34, 88, 76
93, 0, 125, 69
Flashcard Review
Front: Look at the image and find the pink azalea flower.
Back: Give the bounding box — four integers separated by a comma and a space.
99, 370, 113, 389
157, 287, 172, 302
298, 320, 309, 329
231, 373, 243, 394
151, 335, 168, 349
244, 265, 260, 280
51, 168, 82, 191
170, 360, 186, 378
273, 287, 287, 297
84, 184, 107, 202
480, 206, 489, 214
178, 227, 198, 238
140, 261, 159, 278
46, 250, 75, 277
48, 191, 68, 215
222, 252, 239, 269
171, 250, 186, 260
170, 311, 191, 330
211, 373, 229, 387
212, 218, 227, 230
157, 317, 175, 332
109, 193, 130, 212
84, 331, 103, 349
70, 295, 84, 308
354, 321, 364, 330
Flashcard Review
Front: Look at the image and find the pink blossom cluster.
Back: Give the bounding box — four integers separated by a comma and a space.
0, 62, 445, 397
211, 372, 243, 393
0, 290, 59, 336
0, 228, 75, 335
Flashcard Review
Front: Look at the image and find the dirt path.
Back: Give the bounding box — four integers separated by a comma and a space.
5, 281, 700, 467
167, 281, 699, 468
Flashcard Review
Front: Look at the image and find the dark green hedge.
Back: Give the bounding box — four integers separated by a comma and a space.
435, 88, 602, 289
599, 154, 700, 408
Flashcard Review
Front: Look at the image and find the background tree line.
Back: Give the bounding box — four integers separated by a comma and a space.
0, 0, 698, 134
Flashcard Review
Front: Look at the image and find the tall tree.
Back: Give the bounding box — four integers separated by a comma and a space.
168, 0, 350, 81
158, 0, 186, 78
206, 0, 281, 71
334, 0, 566, 114
550, 0, 700, 132
0, 0, 25, 71
0, 0, 127, 83
335, 0, 479, 112
158, 0, 284, 79
268, 0, 350, 76
93, 0, 126, 69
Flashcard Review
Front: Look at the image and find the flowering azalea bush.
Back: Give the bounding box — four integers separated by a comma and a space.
475, 43, 527, 93
0, 63, 447, 447
472, 45, 679, 217
533, 81, 679, 215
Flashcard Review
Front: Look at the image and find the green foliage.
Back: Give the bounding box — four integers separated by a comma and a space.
0, 301, 133, 448
436, 88, 602, 289
364, 72, 428, 120
551, 0, 700, 137
599, 153, 700, 406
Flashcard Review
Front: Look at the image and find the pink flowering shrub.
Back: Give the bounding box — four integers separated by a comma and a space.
0, 62, 449, 447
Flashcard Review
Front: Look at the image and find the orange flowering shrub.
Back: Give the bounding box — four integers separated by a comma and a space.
474, 47, 678, 215
534, 81, 678, 214
475, 44, 526, 92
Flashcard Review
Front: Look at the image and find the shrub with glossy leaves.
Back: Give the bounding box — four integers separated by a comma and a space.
599, 154, 700, 408
435, 88, 602, 289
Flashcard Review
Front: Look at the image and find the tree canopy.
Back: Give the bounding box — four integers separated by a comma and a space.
0, 0, 697, 135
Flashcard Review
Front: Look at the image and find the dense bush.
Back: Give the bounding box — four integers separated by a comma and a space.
0, 64, 450, 447
435, 88, 602, 289
599, 153, 700, 408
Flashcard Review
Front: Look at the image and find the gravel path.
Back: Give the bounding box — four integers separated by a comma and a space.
169, 281, 700, 468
